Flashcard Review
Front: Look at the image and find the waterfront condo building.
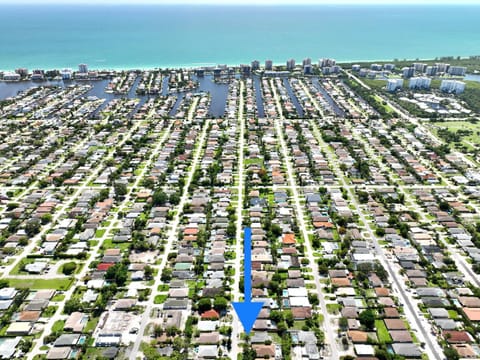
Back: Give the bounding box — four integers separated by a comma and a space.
387, 78, 404, 92
286, 59, 296, 71
409, 77, 431, 90
78, 63, 88, 73
402, 67, 415, 78
413, 62, 427, 72
319, 58, 336, 67
426, 66, 438, 76
440, 79, 466, 94
447, 66, 467, 76
15, 68, 28, 77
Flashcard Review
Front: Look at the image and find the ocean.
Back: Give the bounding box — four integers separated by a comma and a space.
0, 4, 480, 70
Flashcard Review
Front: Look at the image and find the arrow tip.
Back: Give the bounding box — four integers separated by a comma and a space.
232, 301, 263, 334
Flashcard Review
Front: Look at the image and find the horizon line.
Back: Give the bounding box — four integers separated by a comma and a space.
1, 1, 480, 5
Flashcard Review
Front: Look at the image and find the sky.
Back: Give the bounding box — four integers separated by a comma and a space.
0, 0, 478, 4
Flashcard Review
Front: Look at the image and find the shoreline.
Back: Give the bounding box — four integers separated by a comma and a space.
1, 55, 479, 73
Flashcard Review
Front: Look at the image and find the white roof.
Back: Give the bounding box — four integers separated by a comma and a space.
198, 345, 218, 358
352, 253, 375, 262
197, 321, 219, 332
0, 336, 21, 358
287, 288, 308, 297
87, 279, 105, 289
289, 296, 310, 307
0, 287, 16, 300
355, 344, 375, 356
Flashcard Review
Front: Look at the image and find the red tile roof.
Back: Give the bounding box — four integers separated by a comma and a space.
97, 263, 114, 271
201, 309, 220, 319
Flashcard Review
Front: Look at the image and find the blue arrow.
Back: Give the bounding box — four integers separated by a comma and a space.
232, 227, 263, 334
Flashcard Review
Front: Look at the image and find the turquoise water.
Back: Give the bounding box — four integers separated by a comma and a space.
0, 5, 480, 70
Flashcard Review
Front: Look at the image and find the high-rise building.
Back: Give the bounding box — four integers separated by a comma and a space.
240, 64, 251, 76
265, 60, 273, 71
15, 68, 28, 77
319, 58, 336, 67
303, 58, 312, 66
384, 64, 395, 71
352, 65, 361, 72
440, 80, 466, 94
31, 69, 45, 81
359, 69, 368, 77
425, 66, 438, 76
2, 72, 21, 81
61, 69, 73, 80
370, 64, 383, 71
386, 79, 404, 92
402, 67, 415, 79
435, 63, 450, 73
331, 65, 340, 74
413, 62, 427, 73
447, 66, 467, 76
286, 59, 296, 71
78, 64, 88, 73
409, 77, 431, 90
251, 60, 260, 70
304, 64, 313, 75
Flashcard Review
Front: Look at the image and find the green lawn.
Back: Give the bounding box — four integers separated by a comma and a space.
326, 303, 341, 314
154, 295, 168, 304
293, 320, 307, 330
157, 284, 169, 292
375, 319, 392, 344
95, 229, 106, 238
101, 238, 130, 251
9, 258, 35, 275
8, 277, 74, 290
43, 306, 58, 317
245, 158, 263, 166
429, 120, 480, 152
448, 310, 459, 319
51, 294, 65, 302
360, 78, 388, 91
84, 317, 99, 333
52, 320, 65, 333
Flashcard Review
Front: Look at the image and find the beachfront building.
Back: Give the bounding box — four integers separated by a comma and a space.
286, 59, 296, 71
384, 63, 395, 71
387, 78, 404, 92
61, 69, 73, 80
435, 62, 450, 72
304, 64, 313, 75
251, 60, 260, 71
15, 68, 28, 78
302, 58, 312, 66
426, 66, 438, 76
2, 72, 21, 81
409, 77, 431, 90
78, 63, 88, 73
241, 64, 252, 76
265, 60, 273, 71
448, 66, 467, 76
31, 70, 45, 81
440, 80, 466, 94
371, 64, 383, 71
402, 67, 415, 79
413, 62, 427, 72
319, 58, 336, 68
